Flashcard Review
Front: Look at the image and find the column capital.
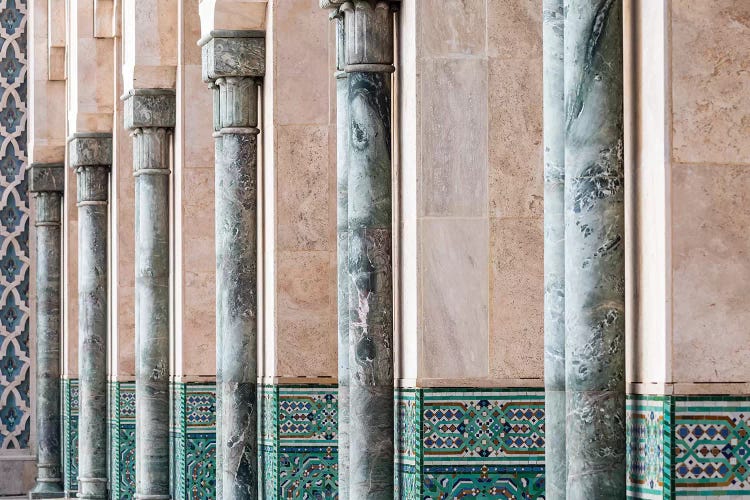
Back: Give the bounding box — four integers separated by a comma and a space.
29, 163, 65, 193
123, 89, 176, 130
339, 0, 398, 72
68, 133, 113, 168
200, 31, 265, 82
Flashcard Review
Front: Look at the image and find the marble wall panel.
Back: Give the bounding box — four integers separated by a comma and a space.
420, 0, 486, 58
488, 56, 543, 219
489, 217, 543, 380
671, 0, 750, 165
420, 57, 488, 218
486, 0, 542, 59
671, 164, 750, 383
420, 218, 488, 380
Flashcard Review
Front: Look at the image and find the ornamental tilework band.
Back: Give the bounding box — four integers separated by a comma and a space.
627, 394, 750, 498
109, 382, 136, 499
171, 382, 217, 499
0, 0, 30, 453
62, 378, 79, 494
396, 388, 546, 499
261, 384, 339, 499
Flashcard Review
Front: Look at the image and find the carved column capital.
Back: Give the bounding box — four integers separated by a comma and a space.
339, 0, 398, 72
68, 133, 112, 205
200, 31, 265, 82
123, 89, 176, 130
29, 163, 65, 194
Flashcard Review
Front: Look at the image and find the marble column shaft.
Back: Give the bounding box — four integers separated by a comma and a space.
564, 0, 625, 497
202, 32, 265, 500
29, 164, 65, 499
124, 89, 176, 500
342, 2, 396, 497
543, 0, 566, 499
69, 134, 112, 500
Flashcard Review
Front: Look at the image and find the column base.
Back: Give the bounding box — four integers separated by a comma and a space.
29, 490, 65, 499
29, 480, 64, 498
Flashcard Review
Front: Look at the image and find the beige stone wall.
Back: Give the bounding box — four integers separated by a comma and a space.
628, 0, 750, 393
399, 0, 544, 387
262, 0, 337, 380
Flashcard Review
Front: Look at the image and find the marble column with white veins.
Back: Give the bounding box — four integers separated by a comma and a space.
341, 1, 396, 496
201, 31, 264, 499
69, 133, 112, 500
320, 1, 351, 494
29, 164, 65, 499
543, 0, 566, 498
564, 0, 625, 497
123, 89, 176, 500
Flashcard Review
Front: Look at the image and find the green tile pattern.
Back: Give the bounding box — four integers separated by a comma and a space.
396, 388, 546, 499
62, 378, 79, 494
109, 381, 135, 499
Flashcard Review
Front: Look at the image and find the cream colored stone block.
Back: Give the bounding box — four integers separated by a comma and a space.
420, 218, 489, 380
183, 0, 204, 66
421, 57, 488, 217
487, 0, 542, 59
420, 0, 486, 57
276, 251, 336, 377
672, 164, 750, 383
672, 0, 750, 164
116, 284, 136, 376
181, 65, 214, 168
182, 168, 216, 270
49, 0, 66, 47
48, 46, 65, 80
199, 0, 267, 36
274, 0, 329, 125
122, 0, 178, 90
182, 269, 217, 375
488, 57, 543, 218
94, 0, 115, 38
489, 217, 543, 380
275, 125, 332, 251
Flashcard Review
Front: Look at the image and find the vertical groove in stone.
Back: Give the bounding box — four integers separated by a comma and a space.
543, 1, 566, 498
217, 77, 259, 500
333, 11, 351, 499
563, 0, 625, 497
70, 133, 111, 500
133, 128, 172, 499
29, 163, 65, 497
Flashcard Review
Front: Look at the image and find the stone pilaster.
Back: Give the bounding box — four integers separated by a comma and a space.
339, 1, 396, 496
69, 133, 112, 500
201, 31, 264, 500
543, 0, 566, 498
564, 0, 625, 497
123, 89, 176, 500
28, 164, 65, 499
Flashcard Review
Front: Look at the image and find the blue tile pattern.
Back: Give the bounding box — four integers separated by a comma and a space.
262, 384, 339, 499
63, 378, 79, 493
396, 388, 546, 499
109, 381, 136, 499
0, 0, 29, 452
172, 382, 217, 499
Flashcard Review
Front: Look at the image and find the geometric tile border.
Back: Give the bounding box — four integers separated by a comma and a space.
171, 382, 217, 500
627, 394, 750, 498
62, 378, 79, 494
109, 381, 136, 499
261, 384, 338, 499
0, 0, 31, 453
397, 388, 546, 499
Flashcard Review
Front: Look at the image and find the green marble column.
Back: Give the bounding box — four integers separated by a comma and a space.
124, 89, 176, 500
543, 0, 566, 498
28, 164, 65, 499
201, 32, 265, 500
563, 0, 625, 497
321, 2, 352, 494
69, 133, 112, 500
342, 2, 396, 496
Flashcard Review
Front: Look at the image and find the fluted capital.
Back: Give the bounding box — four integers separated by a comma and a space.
123, 89, 177, 130
340, 0, 397, 71
29, 163, 65, 193
68, 133, 113, 168
319, 0, 346, 9
200, 31, 265, 82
